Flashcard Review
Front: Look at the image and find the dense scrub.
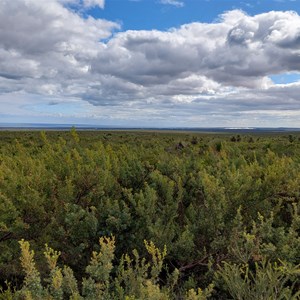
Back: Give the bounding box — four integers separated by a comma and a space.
0, 130, 300, 299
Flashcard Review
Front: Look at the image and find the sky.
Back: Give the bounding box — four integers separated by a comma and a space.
1, 0, 300, 127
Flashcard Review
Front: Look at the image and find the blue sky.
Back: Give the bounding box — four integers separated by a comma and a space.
90, 0, 300, 31
1, 0, 300, 127
270, 72, 300, 84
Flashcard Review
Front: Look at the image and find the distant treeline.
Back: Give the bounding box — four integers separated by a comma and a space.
0, 130, 299, 299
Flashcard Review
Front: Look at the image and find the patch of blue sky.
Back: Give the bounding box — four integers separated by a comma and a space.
87, 0, 300, 31
270, 72, 300, 84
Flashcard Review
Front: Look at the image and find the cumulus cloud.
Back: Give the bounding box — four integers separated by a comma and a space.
1, 1, 300, 126
0, 0, 119, 95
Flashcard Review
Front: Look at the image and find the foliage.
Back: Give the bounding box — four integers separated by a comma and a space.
11, 236, 207, 299
1, 130, 300, 298
216, 259, 300, 299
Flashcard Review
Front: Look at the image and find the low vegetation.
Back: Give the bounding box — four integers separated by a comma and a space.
0, 130, 300, 299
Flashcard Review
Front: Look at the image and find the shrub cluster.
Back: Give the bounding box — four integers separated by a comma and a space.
0, 130, 299, 299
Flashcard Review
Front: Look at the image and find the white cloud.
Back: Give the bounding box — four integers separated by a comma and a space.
1, 2, 300, 126
83, 0, 105, 9
160, 0, 184, 7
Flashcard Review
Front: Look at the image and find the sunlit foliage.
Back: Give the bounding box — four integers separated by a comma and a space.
0, 130, 300, 298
